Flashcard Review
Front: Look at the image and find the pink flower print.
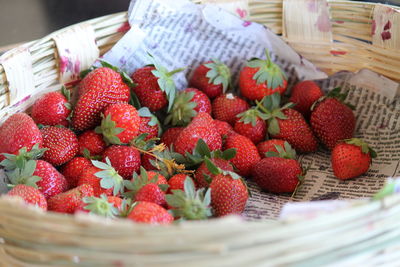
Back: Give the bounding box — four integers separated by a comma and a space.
384, 20, 391, 31
59, 56, 69, 73
307, 0, 318, 13
117, 22, 131, 33
316, 13, 331, 32
236, 8, 247, 19
371, 20, 376, 35
381, 31, 391, 41
74, 59, 81, 74
242, 21, 252, 27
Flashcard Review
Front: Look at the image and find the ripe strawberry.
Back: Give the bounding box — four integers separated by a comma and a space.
77, 194, 122, 218
258, 93, 318, 153
257, 139, 286, 158
131, 55, 183, 112
194, 158, 233, 188
213, 120, 234, 138
137, 107, 161, 141
331, 138, 376, 180
174, 113, 222, 155
289, 80, 324, 119
48, 184, 94, 214
212, 93, 249, 125
168, 174, 193, 192
310, 88, 355, 150
146, 171, 168, 185
31, 88, 71, 126
7, 184, 47, 210
239, 50, 287, 101
0, 113, 43, 160
127, 201, 173, 224
40, 126, 79, 166
165, 88, 212, 126
61, 157, 92, 188
141, 153, 157, 171
102, 145, 141, 179
135, 183, 167, 207
78, 130, 106, 157
160, 127, 183, 148
234, 108, 268, 144
189, 59, 231, 99
96, 103, 140, 145
72, 67, 130, 131
224, 133, 260, 177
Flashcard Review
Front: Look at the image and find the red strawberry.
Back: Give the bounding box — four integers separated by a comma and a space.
165, 88, 212, 126
257, 139, 286, 158
239, 50, 287, 101
48, 184, 94, 214
102, 145, 141, 179
258, 93, 318, 153
72, 67, 130, 131
331, 138, 376, 180
61, 157, 92, 188
96, 103, 140, 145
174, 113, 222, 155
31, 88, 71, 126
135, 183, 167, 207
194, 158, 233, 188
78, 130, 106, 156
289, 80, 324, 119
0, 113, 43, 160
213, 120, 234, 138
33, 160, 68, 199
141, 153, 157, 171
189, 59, 231, 99
127, 201, 173, 224
168, 173, 193, 192
310, 88, 355, 150
146, 171, 168, 185
234, 108, 267, 144
40, 126, 79, 166
7, 184, 47, 210
224, 133, 260, 177
137, 107, 161, 140
160, 127, 183, 147
76, 194, 122, 217
212, 93, 249, 125
131, 55, 183, 112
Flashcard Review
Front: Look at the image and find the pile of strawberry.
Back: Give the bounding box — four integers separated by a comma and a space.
0, 51, 376, 224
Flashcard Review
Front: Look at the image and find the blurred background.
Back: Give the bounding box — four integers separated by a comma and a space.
0, 0, 398, 49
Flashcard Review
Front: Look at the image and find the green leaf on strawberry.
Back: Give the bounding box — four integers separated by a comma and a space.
82, 194, 119, 218
343, 138, 377, 158
92, 158, 124, 196
164, 91, 198, 126
204, 59, 231, 93
1, 144, 47, 171
6, 160, 42, 188
95, 114, 125, 145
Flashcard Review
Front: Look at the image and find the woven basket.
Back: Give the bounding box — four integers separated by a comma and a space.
0, 1, 399, 266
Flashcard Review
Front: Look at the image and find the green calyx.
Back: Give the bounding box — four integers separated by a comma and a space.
166, 177, 212, 220
0, 144, 47, 172
265, 141, 297, 159
343, 138, 377, 158
148, 147, 187, 179
204, 157, 241, 180
204, 59, 231, 93
147, 53, 184, 112
237, 108, 269, 127
165, 91, 197, 126
61, 86, 72, 110
247, 49, 287, 89
255, 92, 295, 136
92, 158, 125, 196
312, 87, 355, 111
82, 194, 119, 218
5, 160, 42, 188
130, 133, 159, 152
123, 167, 164, 198
138, 107, 162, 136
95, 114, 125, 145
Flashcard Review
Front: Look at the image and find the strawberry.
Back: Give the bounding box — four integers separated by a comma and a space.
239, 50, 287, 101
61, 157, 92, 188
7, 184, 47, 210
212, 93, 249, 125
331, 138, 376, 180
78, 130, 106, 157
146, 171, 168, 185
289, 80, 324, 119
189, 59, 231, 99
310, 88, 355, 150
0, 113, 43, 160
40, 126, 79, 166
135, 183, 167, 207
131, 55, 183, 112
48, 184, 94, 214
168, 173, 192, 192
160, 127, 183, 148
31, 87, 72, 126
102, 145, 141, 179
137, 107, 161, 141
233, 108, 268, 144
213, 120, 234, 138
224, 133, 260, 177
165, 88, 212, 126
96, 103, 140, 145
141, 153, 157, 171
257, 139, 286, 158
72, 66, 131, 131
127, 201, 173, 224
252, 142, 302, 193
257, 93, 318, 153
166, 177, 212, 220
77, 194, 122, 218
194, 158, 233, 188
174, 113, 222, 155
